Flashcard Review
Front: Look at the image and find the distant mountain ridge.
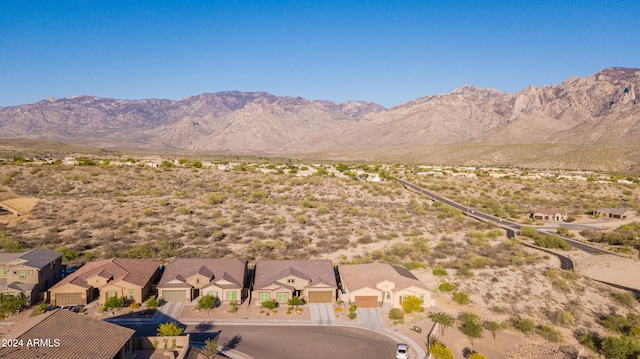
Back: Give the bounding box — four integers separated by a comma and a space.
1, 67, 638, 158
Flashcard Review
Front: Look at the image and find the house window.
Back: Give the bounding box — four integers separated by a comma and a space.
108, 291, 116, 298
129, 290, 135, 300
420, 295, 425, 304
19, 271, 25, 280
259, 292, 269, 302
386, 291, 391, 299
0, 268, 3, 276
196, 279, 200, 284
226, 291, 237, 301
28, 270, 33, 275
277, 293, 288, 303
287, 279, 295, 284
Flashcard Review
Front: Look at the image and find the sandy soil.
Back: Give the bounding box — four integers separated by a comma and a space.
572, 252, 640, 291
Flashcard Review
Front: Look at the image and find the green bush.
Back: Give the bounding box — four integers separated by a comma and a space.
433, 267, 448, 276
0, 296, 27, 318
145, 295, 160, 308
261, 300, 277, 310
348, 311, 357, 320
512, 317, 535, 334
288, 296, 303, 307
402, 295, 423, 314
389, 308, 405, 320
535, 235, 571, 250
196, 294, 217, 310
438, 282, 455, 292
452, 291, 470, 305
104, 296, 125, 309
429, 342, 454, 359
612, 292, 636, 308
157, 322, 183, 336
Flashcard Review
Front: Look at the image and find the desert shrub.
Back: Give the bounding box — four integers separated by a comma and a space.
130, 302, 141, 309
452, 291, 470, 305
456, 266, 473, 277
520, 226, 538, 238
288, 296, 303, 307
261, 300, 277, 310
157, 322, 183, 336
535, 235, 571, 250
512, 317, 535, 334
389, 308, 405, 320
348, 311, 357, 320
468, 354, 488, 359
104, 296, 125, 309
438, 282, 455, 292
433, 267, 448, 276
196, 294, 217, 310
402, 295, 424, 314
612, 292, 637, 308
538, 325, 563, 342
429, 342, 454, 359
145, 295, 160, 308
0, 296, 27, 318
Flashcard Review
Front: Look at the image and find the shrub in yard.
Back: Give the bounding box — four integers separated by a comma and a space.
145, 295, 159, 308
157, 322, 183, 336
288, 296, 303, 307
402, 295, 424, 314
104, 296, 125, 309
389, 308, 405, 320
196, 294, 217, 310
468, 353, 488, 359
130, 302, 141, 309
348, 311, 357, 320
261, 300, 277, 310
429, 342, 454, 359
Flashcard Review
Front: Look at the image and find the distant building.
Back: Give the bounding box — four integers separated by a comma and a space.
595, 208, 636, 220
531, 209, 568, 222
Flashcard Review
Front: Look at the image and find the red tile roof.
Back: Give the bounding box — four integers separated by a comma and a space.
50, 258, 161, 291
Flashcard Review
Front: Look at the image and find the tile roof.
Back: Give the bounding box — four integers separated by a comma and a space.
532, 209, 567, 215
596, 207, 635, 215
0, 248, 61, 269
50, 258, 161, 291
158, 258, 246, 289
339, 263, 429, 292
253, 260, 337, 290
2, 309, 134, 359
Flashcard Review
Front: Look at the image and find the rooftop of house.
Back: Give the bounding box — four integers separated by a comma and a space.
0, 248, 61, 269
532, 209, 567, 215
339, 263, 429, 292
253, 259, 337, 290
157, 258, 246, 288
51, 258, 161, 290
3, 309, 134, 359
596, 208, 635, 214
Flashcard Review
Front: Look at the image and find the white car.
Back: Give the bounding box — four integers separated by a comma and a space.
396, 343, 409, 359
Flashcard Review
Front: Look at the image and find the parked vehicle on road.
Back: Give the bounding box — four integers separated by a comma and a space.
396, 343, 409, 359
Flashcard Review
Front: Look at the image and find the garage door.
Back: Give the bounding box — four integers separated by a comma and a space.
355, 296, 378, 308
308, 291, 333, 303
161, 290, 188, 303
54, 293, 83, 306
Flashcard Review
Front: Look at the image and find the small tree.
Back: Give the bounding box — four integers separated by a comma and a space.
402, 295, 423, 314
429, 312, 456, 337
512, 317, 535, 335
482, 320, 505, 340
458, 312, 483, 347
202, 338, 219, 358
196, 294, 217, 310
0, 296, 27, 318
157, 322, 184, 336
145, 295, 160, 308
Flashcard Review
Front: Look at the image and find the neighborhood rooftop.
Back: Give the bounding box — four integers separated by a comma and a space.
52, 258, 162, 288
339, 263, 429, 292
253, 259, 337, 290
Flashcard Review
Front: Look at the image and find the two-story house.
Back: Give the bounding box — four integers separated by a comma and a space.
0, 248, 62, 304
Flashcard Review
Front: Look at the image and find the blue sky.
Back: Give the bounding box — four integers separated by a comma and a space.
1, 1, 639, 108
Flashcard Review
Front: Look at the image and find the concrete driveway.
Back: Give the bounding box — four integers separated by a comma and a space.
355, 308, 384, 329
309, 303, 336, 324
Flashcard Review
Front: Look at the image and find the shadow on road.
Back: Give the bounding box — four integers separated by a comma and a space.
222, 334, 242, 351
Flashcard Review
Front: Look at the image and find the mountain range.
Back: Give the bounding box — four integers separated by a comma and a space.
1, 67, 639, 171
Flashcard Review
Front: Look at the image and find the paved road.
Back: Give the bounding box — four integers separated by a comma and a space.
123, 323, 397, 359
396, 178, 612, 256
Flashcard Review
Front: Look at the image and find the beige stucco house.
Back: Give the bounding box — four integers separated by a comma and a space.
595, 208, 636, 220
531, 209, 568, 222
157, 258, 247, 303
252, 260, 337, 305
339, 263, 431, 309
0, 248, 62, 304
49, 258, 161, 306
